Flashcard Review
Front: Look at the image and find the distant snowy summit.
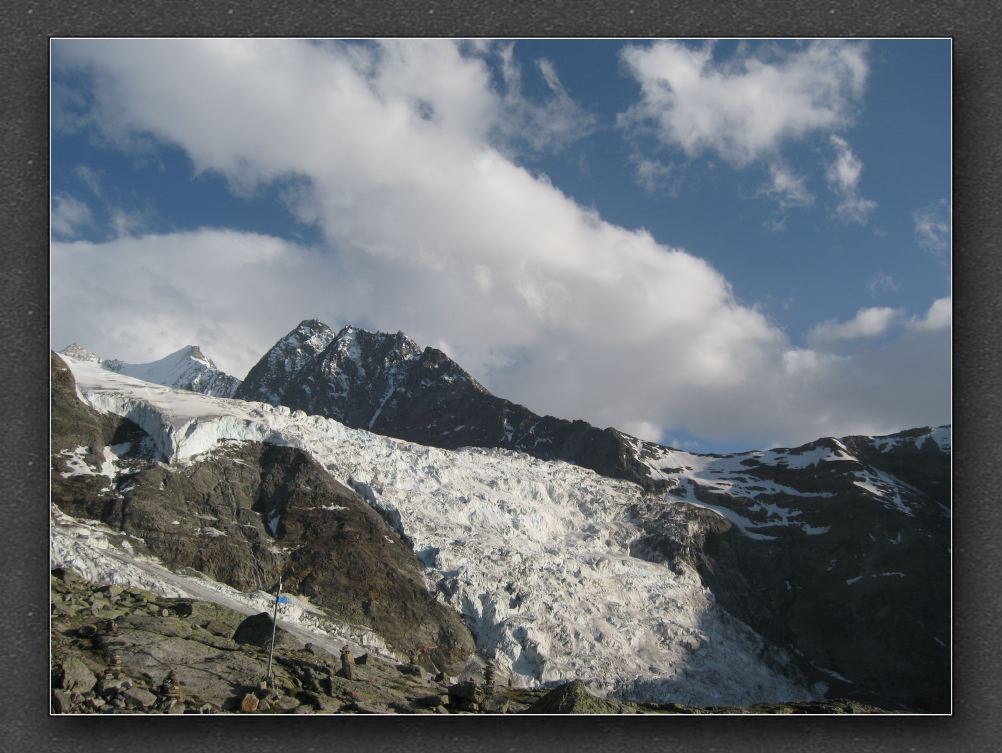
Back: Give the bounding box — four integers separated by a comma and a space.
59, 343, 102, 363
59, 343, 241, 398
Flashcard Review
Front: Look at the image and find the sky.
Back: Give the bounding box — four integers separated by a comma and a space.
50, 38, 951, 452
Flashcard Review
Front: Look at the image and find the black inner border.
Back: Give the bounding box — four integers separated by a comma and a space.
4, 1, 999, 751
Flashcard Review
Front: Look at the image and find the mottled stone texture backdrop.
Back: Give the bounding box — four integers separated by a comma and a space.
4, 1, 999, 751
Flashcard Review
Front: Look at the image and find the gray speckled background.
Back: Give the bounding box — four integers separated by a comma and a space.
3, 2, 998, 750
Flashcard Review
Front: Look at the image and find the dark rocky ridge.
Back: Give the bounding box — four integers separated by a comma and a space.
51, 354, 474, 674
235, 320, 666, 490
630, 433, 950, 712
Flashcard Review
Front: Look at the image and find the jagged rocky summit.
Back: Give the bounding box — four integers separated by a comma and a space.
236, 320, 663, 489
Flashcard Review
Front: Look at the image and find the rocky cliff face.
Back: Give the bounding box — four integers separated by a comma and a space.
628, 431, 951, 711
234, 319, 336, 405
51, 353, 474, 674
235, 321, 671, 489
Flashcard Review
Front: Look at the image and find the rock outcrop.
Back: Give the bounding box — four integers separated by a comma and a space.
51, 353, 474, 674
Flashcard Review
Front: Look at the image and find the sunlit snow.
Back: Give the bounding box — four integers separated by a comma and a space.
60, 354, 818, 705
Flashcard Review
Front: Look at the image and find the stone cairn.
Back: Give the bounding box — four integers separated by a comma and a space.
340, 647, 354, 681
157, 669, 183, 712
161, 670, 182, 701
482, 661, 495, 696
106, 650, 124, 679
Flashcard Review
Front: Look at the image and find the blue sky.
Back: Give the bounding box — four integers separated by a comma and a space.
50, 39, 951, 451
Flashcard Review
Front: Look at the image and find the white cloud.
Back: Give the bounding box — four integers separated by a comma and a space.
826, 135, 876, 223
51, 194, 93, 239
492, 44, 597, 155
913, 199, 950, 262
51, 39, 948, 447
631, 156, 679, 194
52, 229, 314, 373
619, 40, 868, 167
109, 206, 150, 238
808, 306, 901, 345
75, 165, 103, 197
909, 296, 951, 332
761, 162, 814, 210
867, 272, 898, 297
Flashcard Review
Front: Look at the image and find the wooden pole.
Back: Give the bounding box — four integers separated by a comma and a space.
266, 574, 282, 685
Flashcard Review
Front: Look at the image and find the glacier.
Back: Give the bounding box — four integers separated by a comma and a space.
58, 355, 815, 706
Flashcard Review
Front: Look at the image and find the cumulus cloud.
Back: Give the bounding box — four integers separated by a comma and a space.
52, 229, 315, 373
619, 40, 868, 167
808, 306, 901, 345
51, 39, 948, 446
913, 199, 951, 262
51, 194, 94, 239
826, 135, 876, 223
909, 296, 951, 332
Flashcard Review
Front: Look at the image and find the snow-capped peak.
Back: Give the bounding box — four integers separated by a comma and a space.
59, 342, 239, 398
59, 343, 101, 363
237, 320, 337, 405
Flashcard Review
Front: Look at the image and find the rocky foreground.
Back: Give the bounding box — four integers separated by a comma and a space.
51, 569, 885, 715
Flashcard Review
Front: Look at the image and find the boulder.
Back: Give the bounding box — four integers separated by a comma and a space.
52, 689, 74, 713
240, 693, 260, 713
396, 663, 422, 677
232, 612, 278, 647
122, 686, 158, 710
60, 655, 97, 693
413, 693, 449, 709
446, 681, 480, 709
272, 695, 301, 712
526, 680, 620, 714
203, 620, 233, 637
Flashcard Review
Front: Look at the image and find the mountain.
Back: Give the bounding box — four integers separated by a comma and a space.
60, 343, 242, 397
51, 352, 473, 674
236, 321, 665, 489
55, 349, 951, 711
627, 429, 950, 711
235, 319, 335, 405
59, 343, 102, 363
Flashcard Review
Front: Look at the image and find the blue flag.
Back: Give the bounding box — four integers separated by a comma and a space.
277, 595, 289, 605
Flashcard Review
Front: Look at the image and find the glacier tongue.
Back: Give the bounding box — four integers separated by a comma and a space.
61, 355, 812, 706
